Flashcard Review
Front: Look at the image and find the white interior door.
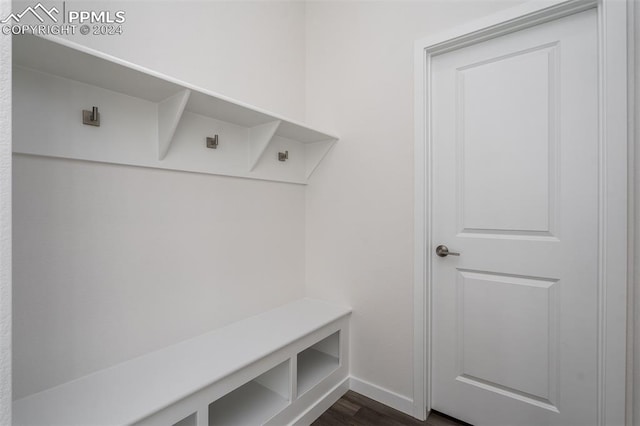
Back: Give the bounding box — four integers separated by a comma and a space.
431, 9, 599, 426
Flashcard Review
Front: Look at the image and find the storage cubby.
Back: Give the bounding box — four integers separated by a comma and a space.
12, 34, 338, 185
208, 360, 290, 426
172, 413, 197, 426
297, 331, 340, 396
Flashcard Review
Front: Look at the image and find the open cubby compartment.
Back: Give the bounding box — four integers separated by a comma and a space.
208, 359, 290, 426
12, 34, 338, 185
172, 412, 197, 426
296, 331, 341, 396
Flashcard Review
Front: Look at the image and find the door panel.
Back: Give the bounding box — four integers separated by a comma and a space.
431, 9, 598, 426
457, 270, 557, 403
459, 45, 557, 235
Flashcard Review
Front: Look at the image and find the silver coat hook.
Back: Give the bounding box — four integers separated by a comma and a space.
82, 106, 100, 126
206, 135, 219, 149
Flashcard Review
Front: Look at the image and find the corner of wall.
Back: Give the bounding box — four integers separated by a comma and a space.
348, 376, 414, 417
301, 0, 308, 125
632, 0, 640, 424
0, 0, 12, 423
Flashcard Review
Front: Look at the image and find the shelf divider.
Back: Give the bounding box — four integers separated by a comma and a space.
158, 89, 191, 160
248, 120, 281, 171
305, 139, 337, 179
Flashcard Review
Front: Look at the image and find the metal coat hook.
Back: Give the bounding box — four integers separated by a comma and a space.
206, 135, 219, 149
82, 106, 100, 126
278, 150, 288, 162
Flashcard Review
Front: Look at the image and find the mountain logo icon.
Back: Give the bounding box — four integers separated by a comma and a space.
1, 3, 59, 24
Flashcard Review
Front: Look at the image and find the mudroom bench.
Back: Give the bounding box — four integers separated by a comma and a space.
13, 298, 351, 426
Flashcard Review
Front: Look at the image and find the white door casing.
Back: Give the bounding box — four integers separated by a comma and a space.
413, 0, 628, 424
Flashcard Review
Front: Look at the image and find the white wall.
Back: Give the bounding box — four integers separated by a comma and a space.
633, 1, 639, 424
304, 0, 526, 407
57, 0, 307, 122
12, 0, 308, 399
0, 0, 11, 421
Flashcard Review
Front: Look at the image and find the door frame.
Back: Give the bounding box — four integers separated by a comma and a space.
413, 0, 631, 423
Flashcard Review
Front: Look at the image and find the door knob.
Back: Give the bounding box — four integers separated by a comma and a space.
436, 245, 460, 257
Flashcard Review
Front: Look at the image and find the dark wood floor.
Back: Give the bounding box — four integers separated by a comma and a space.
312, 391, 469, 426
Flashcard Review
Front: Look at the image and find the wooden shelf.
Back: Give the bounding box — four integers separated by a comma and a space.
172, 413, 197, 426
209, 359, 290, 425
297, 349, 340, 396
12, 34, 338, 184
208, 382, 288, 426
297, 331, 341, 396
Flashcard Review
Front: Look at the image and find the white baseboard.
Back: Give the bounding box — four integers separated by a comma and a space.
348, 376, 415, 417
291, 377, 350, 425
289, 375, 416, 424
